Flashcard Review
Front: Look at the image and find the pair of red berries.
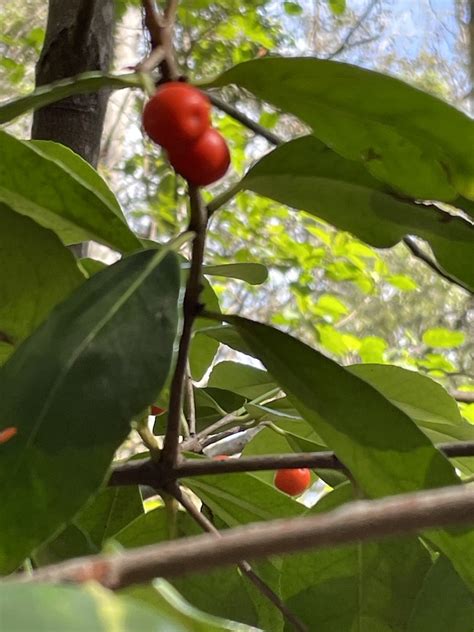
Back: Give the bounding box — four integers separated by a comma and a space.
143, 82, 230, 186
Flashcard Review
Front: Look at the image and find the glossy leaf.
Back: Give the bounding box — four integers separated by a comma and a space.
0, 582, 235, 632
0, 204, 83, 365
0, 249, 180, 572
0, 130, 141, 251
282, 484, 431, 631
224, 315, 474, 588
126, 580, 258, 631
30, 140, 126, 221
0, 71, 142, 124
408, 557, 474, 632
207, 57, 474, 201
203, 262, 268, 285
241, 136, 474, 291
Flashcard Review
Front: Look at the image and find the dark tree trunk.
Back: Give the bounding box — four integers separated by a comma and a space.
31, 0, 115, 168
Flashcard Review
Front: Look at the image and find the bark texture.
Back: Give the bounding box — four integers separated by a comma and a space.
31, 0, 115, 168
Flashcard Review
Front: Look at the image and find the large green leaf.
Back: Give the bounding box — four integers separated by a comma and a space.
0, 71, 142, 124
281, 484, 432, 631
223, 315, 474, 588
0, 581, 248, 632
241, 136, 474, 291
349, 364, 474, 474
206, 57, 474, 201
0, 204, 83, 365
0, 130, 141, 251
408, 557, 474, 632
30, 140, 126, 221
0, 249, 180, 573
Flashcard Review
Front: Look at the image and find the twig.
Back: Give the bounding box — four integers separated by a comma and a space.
326, 0, 381, 59
207, 94, 283, 146
141, 0, 179, 80
403, 236, 471, 293
107, 441, 474, 488
18, 484, 474, 588
184, 364, 196, 436
161, 187, 208, 468
451, 390, 474, 404
172, 484, 307, 632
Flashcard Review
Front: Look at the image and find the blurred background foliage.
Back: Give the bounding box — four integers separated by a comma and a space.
1, 0, 472, 420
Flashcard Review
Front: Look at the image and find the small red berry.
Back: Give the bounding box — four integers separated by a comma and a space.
167, 128, 230, 186
150, 405, 166, 416
213, 455, 230, 461
142, 82, 211, 148
274, 468, 311, 496
0, 426, 17, 445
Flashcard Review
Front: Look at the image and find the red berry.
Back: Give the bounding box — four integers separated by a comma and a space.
274, 468, 311, 496
150, 405, 165, 416
142, 82, 211, 148
0, 426, 17, 445
213, 455, 230, 461
167, 128, 230, 186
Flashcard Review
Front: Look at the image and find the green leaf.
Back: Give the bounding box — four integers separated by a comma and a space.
203, 262, 268, 285
78, 257, 108, 278
0, 582, 229, 632
386, 274, 418, 291
77, 486, 144, 549
207, 58, 474, 201
185, 471, 303, 527
223, 315, 474, 588
126, 580, 258, 631
240, 136, 474, 291
282, 484, 431, 631
30, 140, 126, 221
422, 327, 466, 349
189, 278, 221, 380
0, 130, 141, 251
0, 71, 142, 124
408, 557, 474, 632
208, 361, 276, 399
0, 249, 180, 572
0, 204, 83, 365
33, 524, 96, 566
200, 324, 254, 358
328, 0, 346, 15
349, 364, 474, 475
283, 1, 303, 15
358, 336, 387, 363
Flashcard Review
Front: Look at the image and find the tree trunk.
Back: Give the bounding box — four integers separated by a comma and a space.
31, 0, 115, 168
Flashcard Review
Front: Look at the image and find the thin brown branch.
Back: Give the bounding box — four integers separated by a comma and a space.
326, 0, 381, 59
184, 365, 196, 436
451, 390, 474, 404
161, 187, 208, 469
172, 484, 308, 632
141, 0, 179, 80
207, 94, 283, 146
108, 441, 474, 488
403, 236, 472, 293
18, 484, 474, 589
